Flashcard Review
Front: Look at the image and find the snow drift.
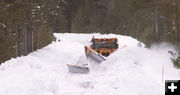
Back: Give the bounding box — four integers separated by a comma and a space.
0, 33, 179, 95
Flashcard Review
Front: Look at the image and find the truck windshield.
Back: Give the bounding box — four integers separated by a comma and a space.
94, 42, 117, 48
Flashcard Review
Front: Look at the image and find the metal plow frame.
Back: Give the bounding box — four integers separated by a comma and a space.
85, 46, 106, 64
67, 64, 89, 74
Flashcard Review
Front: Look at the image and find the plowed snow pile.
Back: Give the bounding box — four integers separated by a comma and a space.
0, 33, 179, 95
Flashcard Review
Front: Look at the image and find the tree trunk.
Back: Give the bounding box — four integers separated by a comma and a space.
67, 18, 72, 33
37, 31, 39, 49
32, 31, 34, 51
171, 0, 177, 44
155, 5, 159, 42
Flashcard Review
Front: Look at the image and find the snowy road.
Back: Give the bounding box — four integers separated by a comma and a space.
0, 33, 179, 95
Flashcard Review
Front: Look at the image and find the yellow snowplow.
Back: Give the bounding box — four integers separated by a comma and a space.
88, 37, 118, 57
67, 37, 125, 74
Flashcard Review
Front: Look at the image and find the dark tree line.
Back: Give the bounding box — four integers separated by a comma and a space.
0, 0, 180, 63
0, 0, 57, 63
72, 0, 180, 47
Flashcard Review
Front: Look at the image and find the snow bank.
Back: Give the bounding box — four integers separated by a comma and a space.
0, 33, 179, 95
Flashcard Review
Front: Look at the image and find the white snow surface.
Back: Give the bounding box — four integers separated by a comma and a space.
0, 33, 179, 95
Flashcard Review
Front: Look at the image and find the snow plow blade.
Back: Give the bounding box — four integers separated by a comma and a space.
67, 64, 89, 74
85, 46, 106, 64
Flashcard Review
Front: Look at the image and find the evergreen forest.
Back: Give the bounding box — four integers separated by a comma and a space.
0, 0, 180, 63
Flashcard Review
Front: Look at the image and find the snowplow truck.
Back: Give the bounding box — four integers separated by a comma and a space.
67, 37, 119, 74
84, 37, 118, 64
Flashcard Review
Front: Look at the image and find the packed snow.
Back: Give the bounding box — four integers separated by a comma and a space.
0, 33, 179, 95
